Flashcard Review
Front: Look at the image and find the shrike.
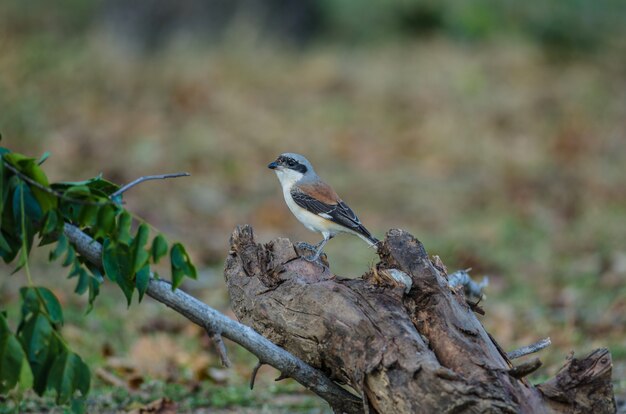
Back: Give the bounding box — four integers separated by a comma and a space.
268, 153, 378, 262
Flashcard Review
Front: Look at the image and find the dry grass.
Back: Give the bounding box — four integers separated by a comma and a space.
1, 31, 625, 410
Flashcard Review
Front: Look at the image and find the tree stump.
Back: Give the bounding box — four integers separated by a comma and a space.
224, 225, 616, 413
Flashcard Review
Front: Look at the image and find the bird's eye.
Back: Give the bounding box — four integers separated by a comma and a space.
287, 160, 296, 167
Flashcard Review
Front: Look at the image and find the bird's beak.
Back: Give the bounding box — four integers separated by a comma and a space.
268, 161, 279, 170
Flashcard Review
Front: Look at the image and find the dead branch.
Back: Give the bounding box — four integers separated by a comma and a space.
207, 330, 231, 368
250, 361, 264, 390
508, 357, 542, 379
508, 337, 552, 360
111, 173, 190, 198
63, 223, 362, 414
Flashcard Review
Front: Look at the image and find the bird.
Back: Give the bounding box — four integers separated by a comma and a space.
268, 153, 379, 262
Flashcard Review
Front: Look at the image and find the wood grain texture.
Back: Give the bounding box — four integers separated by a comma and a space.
225, 225, 616, 413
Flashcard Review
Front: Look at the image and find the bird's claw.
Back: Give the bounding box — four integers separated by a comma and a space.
293, 242, 327, 266
297, 242, 318, 252
303, 253, 321, 262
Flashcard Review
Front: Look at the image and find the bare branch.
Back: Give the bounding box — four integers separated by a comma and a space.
207, 330, 231, 368
275, 372, 289, 382
62, 223, 363, 414
111, 173, 190, 198
250, 360, 264, 390
508, 358, 542, 379
507, 338, 551, 360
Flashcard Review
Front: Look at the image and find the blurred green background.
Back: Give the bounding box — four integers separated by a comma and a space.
1, 0, 625, 412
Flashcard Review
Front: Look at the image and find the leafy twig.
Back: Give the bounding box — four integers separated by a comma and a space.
3, 159, 112, 206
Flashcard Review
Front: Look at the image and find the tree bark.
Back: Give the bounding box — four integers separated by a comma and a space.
225, 225, 616, 413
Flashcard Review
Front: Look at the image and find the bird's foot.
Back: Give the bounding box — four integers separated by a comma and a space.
294, 242, 327, 266
296, 242, 318, 253
303, 252, 322, 262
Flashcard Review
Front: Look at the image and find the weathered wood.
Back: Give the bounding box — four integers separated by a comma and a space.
225, 225, 616, 413
538, 348, 615, 413
64, 223, 363, 414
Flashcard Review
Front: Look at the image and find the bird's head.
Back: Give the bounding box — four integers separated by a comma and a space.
268, 153, 314, 186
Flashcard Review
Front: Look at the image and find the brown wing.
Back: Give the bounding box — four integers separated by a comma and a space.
297, 182, 340, 205
290, 186, 377, 243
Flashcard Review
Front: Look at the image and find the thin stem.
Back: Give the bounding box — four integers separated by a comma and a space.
250, 360, 264, 390
110, 173, 190, 198
19, 185, 33, 286
3, 160, 112, 207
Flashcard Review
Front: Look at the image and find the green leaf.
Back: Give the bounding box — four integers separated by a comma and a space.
171, 266, 184, 291
94, 205, 116, 239
75, 276, 88, 295
0, 314, 29, 393
20, 287, 64, 326
85, 262, 104, 284
37, 151, 50, 165
20, 287, 41, 318
102, 239, 134, 305
170, 243, 197, 290
71, 397, 87, 414
62, 245, 76, 267
77, 204, 98, 227
18, 313, 61, 395
4, 153, 57, 213
135, 265, 150, 303
73, 268, 90, 295
131, 223, 150, 273
13, 181, 42, 224
29, 184, 56, 215
37, 288, 63, 325
116, 211, 132, 244
0, 155, 5, 229
50, 234, 68, 261
0, 230, 21, 264
86, 272, 101, 313
54, 174, 119, 197
13, 180, 39, 273
0, 232, 10, 252
3, 153, 35, 167
47, 351, 90, 404
63, 185, 91, 198
150, 234, 168, 263
18, 352, 34, 391
41, 209, 60, 236
0, 331, 27, 393
13, 181, 39, 249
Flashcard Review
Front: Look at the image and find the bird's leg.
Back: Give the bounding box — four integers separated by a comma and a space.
305, 234, 333, 262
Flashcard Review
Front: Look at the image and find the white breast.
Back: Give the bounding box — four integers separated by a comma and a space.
275, 169, 345, 237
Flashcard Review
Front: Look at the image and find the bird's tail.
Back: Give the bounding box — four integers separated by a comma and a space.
355, 228, 380, 248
